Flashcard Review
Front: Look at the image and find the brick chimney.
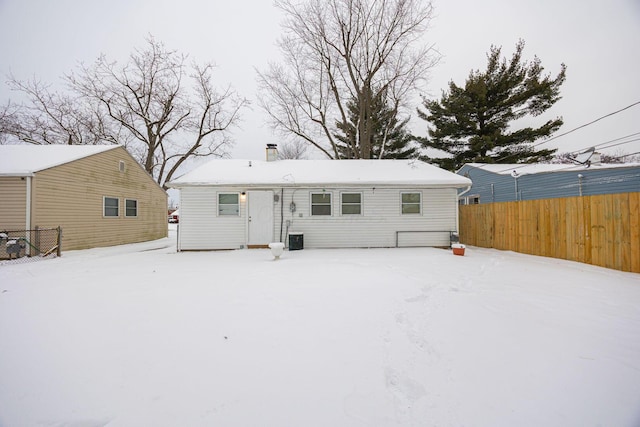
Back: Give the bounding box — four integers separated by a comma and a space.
266, 144, 278, 162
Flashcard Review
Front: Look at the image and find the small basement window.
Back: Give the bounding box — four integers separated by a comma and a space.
104, 197, 119, 217
218, 193, 239, 216
341, 192, 362, 215
125, 199, 138, 217
401, 192, 421, 214
311, 193, 332, 216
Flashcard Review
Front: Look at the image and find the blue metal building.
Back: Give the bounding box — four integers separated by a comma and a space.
457, 158, 640, 204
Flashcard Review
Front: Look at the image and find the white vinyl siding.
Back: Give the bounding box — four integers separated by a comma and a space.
178, 186, 459, 250
178, 187, 246, 250
276, 187, 458, 248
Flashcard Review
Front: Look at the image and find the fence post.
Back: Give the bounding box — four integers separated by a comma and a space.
56, 226, 62, 257
33, 225, 40, 256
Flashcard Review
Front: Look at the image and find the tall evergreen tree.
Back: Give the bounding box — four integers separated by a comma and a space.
335, 91, 418, 159
418, 40, 566, 171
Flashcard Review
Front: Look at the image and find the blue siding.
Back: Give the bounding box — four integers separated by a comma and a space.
458, 164, 640, 203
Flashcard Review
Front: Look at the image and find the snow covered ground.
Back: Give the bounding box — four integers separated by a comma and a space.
1, 225, 639, 426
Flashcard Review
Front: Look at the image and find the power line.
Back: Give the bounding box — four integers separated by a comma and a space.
595, 137, 640, 152
612, 150, 640, 160
490, 102, 640, 163
534, 100, 640, 148
455, 101, 640, 169
570, 131, 640, 154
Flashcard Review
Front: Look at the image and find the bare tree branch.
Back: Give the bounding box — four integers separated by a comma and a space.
5, 35, 247, 188
258, 0, 439, 159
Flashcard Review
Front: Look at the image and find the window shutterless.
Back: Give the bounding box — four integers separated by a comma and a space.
311, 193, 332, 216
218, 193, 240, 216
341, 192, 362, 215
125, 199, 138, 217
103, 197, 119, 217
401, 192, 421, 214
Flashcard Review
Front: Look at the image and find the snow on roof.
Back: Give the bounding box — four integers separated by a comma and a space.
169, 159, 472, 188
0, 145, 119, 176
463, 162, 640, 176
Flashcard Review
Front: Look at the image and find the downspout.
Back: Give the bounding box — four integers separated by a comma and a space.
279, 188, 284, 242
26, 176, 32, 256
578, 174, 584, 197
456, 185, 472, 237
25, 176, 32, 230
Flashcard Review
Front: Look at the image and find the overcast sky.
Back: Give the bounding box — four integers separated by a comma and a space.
1, 0, 639, 161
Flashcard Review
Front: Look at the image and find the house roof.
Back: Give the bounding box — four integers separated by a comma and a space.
461, 162, 640, 176
0, 145, 119, 176
169, 159, 472, 188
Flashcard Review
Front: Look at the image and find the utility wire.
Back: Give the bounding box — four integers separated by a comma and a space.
595, 137, 640, 152
569, 131, 640, 154
491, 102, 640, 163
533, 100, 640, 148
460, 101, 640, 171
612, 150, 640, 160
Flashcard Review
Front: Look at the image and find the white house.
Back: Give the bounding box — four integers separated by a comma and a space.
167, 146, 471, 251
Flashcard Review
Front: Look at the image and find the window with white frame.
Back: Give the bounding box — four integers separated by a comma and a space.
401, 192, 421, 214
218, 193, 239, 216
311, 193, 332, 216
341, 192, 362, 215
125, 199, 138, 217
104, 197, 119, 217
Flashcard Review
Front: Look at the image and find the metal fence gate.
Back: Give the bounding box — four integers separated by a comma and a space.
0, 227, 62, 264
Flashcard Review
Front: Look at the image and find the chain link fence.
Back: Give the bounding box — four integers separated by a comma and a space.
0, 227, 62, 265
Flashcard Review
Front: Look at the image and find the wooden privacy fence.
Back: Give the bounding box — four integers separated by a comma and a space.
459, 193, 640, 273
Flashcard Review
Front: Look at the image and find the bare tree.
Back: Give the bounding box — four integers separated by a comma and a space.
277, 140, 308, 159
5, 36, 247, 188
1, 78, 115, 146
257, 0, 439, 159
0, 101, 21, 144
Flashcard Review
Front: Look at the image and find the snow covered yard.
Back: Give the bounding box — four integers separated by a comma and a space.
1, 228, 639, 427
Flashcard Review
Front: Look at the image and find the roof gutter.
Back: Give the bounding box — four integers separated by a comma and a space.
0, 173, 35, 177
167, 182, 472, 190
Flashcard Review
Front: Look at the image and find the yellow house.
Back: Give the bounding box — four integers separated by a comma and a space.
0, 145, 167, 254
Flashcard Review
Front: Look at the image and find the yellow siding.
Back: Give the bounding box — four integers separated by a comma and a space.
0, 177, 27, 230
31, 146, 167, 251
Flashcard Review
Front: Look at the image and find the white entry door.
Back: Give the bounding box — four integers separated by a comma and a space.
248, 191, 274, 246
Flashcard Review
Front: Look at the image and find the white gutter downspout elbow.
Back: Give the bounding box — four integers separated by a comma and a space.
458, 185, 472, 200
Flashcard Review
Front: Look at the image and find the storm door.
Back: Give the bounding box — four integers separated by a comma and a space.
247, 191, 274, 246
